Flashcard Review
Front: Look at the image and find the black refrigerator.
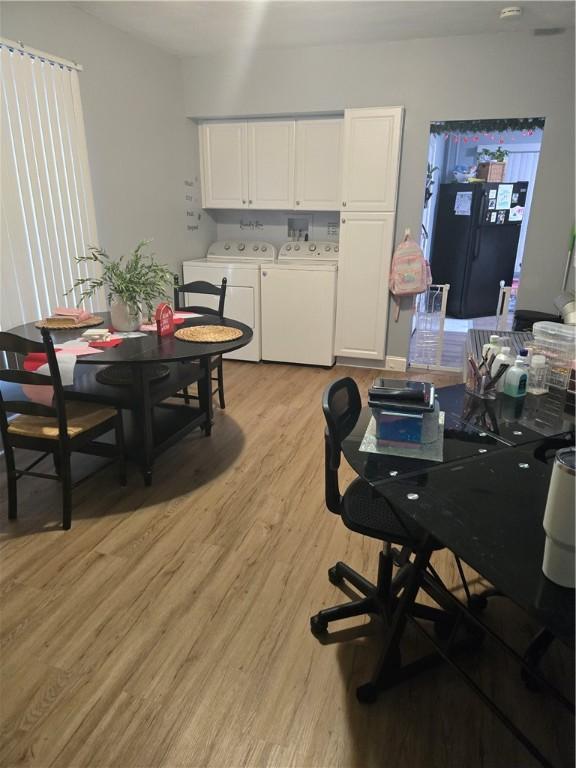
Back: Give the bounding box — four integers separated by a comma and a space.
429, 181, 528, 319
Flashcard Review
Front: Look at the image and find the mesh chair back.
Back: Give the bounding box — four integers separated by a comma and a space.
322, 377, 362, 514
174, 275, 227, 318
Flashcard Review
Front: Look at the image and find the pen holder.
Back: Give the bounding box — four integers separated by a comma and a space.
465, 360, 496, 400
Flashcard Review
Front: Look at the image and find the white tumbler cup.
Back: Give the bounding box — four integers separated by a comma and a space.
542, 447, 575, 588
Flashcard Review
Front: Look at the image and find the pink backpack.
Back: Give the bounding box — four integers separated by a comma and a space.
389, 232, 432, 319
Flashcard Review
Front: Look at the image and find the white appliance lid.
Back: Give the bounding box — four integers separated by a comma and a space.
264, 262, 338, 272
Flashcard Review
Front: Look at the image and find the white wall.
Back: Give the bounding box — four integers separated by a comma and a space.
0, 1, 215, 275
181, 30, 575, 358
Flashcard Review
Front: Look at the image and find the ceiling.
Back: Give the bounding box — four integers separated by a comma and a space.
76, 1, 575, 57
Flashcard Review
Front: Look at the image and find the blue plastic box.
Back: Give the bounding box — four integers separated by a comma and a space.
373, 409, 424, 444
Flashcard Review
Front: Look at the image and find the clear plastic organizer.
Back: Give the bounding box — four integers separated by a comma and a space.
532, 322, 576, 389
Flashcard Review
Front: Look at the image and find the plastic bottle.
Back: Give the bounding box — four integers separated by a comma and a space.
504, 356, 528, 398
491, 346, 514, 392
482, 334, 501, 359
527, 355, 549, 395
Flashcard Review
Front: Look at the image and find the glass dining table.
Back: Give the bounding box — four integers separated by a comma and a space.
7, 313, 253, 485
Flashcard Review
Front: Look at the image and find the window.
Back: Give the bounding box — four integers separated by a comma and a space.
1, 40, 99, 329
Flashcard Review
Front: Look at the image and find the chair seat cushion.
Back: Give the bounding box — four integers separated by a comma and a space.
342, 478, 443, 550
8, 401, 117, 440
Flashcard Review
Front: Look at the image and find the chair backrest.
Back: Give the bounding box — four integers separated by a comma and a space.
0, 329, 68, 444
173, 274, 227, 318
322, 377, 362, 514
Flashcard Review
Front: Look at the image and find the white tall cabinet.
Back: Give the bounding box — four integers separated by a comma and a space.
335, 107, 404, 360
335, 213, 395, 359
341, 107, 403, 212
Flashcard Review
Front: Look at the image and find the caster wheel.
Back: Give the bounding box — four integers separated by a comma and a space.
356, 682, 380, 704
468, 594, 488, 613
310, 615, 328, 637
328, 566, 342, 586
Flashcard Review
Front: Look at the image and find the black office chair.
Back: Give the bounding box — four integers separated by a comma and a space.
0, 329, 126, 530
311, 377, 474, 700
174, 275, 228, 409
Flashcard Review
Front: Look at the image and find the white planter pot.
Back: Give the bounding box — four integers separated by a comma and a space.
110, 300, 142, 332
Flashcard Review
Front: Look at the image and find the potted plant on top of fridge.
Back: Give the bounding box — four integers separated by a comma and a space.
476, 147, 509, 182
66, 240, 174, 331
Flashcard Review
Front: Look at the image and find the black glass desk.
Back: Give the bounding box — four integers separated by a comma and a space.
340, 384, 574, 767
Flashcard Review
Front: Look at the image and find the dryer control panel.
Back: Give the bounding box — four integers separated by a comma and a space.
207, 241, 276, 261
278, 241, 339, 262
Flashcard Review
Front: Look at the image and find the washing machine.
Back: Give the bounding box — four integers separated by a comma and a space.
260, 241, 339, 366
182, 241, 276, 361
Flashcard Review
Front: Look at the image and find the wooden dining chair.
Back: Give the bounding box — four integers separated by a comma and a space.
173, 274, 228, 408
0, 329, 126, 530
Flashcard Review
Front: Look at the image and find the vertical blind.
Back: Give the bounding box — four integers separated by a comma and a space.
1, 42, 99, 329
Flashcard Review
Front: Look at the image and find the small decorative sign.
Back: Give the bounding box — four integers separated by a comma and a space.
156, 303, 174, 336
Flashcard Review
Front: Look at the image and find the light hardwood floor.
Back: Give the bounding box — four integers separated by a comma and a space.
0, 361, 573, 768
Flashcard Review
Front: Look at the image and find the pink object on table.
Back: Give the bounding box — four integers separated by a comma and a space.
173, 311, 202, 319
53, 307, 91, 321
89, 338, 123, 349
139, 323, 157, 332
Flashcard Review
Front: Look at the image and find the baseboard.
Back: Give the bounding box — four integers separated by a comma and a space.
385, 356, 408, 372
335, 355, 407, 372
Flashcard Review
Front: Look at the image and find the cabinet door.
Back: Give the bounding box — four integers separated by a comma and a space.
341, 107, 403, 212
294, 119, 343, 210
335, 212, 395, 359
200, 122, 248, 208
248, 121, 295, 209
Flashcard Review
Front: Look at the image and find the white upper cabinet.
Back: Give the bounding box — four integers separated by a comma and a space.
294, 119, 343, 210
200, 122, 248, 209
341, 107, 404, 212
247, 121, 295, 209
335, 212, 395, 360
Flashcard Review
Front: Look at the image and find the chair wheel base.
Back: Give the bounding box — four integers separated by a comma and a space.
468, 594, 488, 613
310, 614, 328, 637
356, 682, 379, 704
328, 565, 342, 586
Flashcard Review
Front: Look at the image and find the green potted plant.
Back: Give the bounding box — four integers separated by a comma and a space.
67, 240, 174, 331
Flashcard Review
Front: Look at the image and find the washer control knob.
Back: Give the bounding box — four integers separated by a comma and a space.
309, 244, 317, 252
286, 245, 292, 251
261, 246, 267, 252
224, 243, 230, 250
335, 246, 339, 253
294, 244, 300, 251
324, 245, 331, 252
238, 243, 245, 251
253, 245, 259, 251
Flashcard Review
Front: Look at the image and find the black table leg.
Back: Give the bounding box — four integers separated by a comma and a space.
133, 365, 154, 486
198, 358, 213, 436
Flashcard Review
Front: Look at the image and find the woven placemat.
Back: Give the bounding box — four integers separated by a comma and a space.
175, 325, 242, 343
35, 315, 104, 330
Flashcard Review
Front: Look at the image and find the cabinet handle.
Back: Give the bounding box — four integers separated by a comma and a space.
249, 199, 253, 204
341, 218, 346, 224
296, 200, 300, 205
342, 201, 347, 207
242, 199, 246, 204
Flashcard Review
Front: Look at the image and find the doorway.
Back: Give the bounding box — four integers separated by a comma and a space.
410, 117, 545, 371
